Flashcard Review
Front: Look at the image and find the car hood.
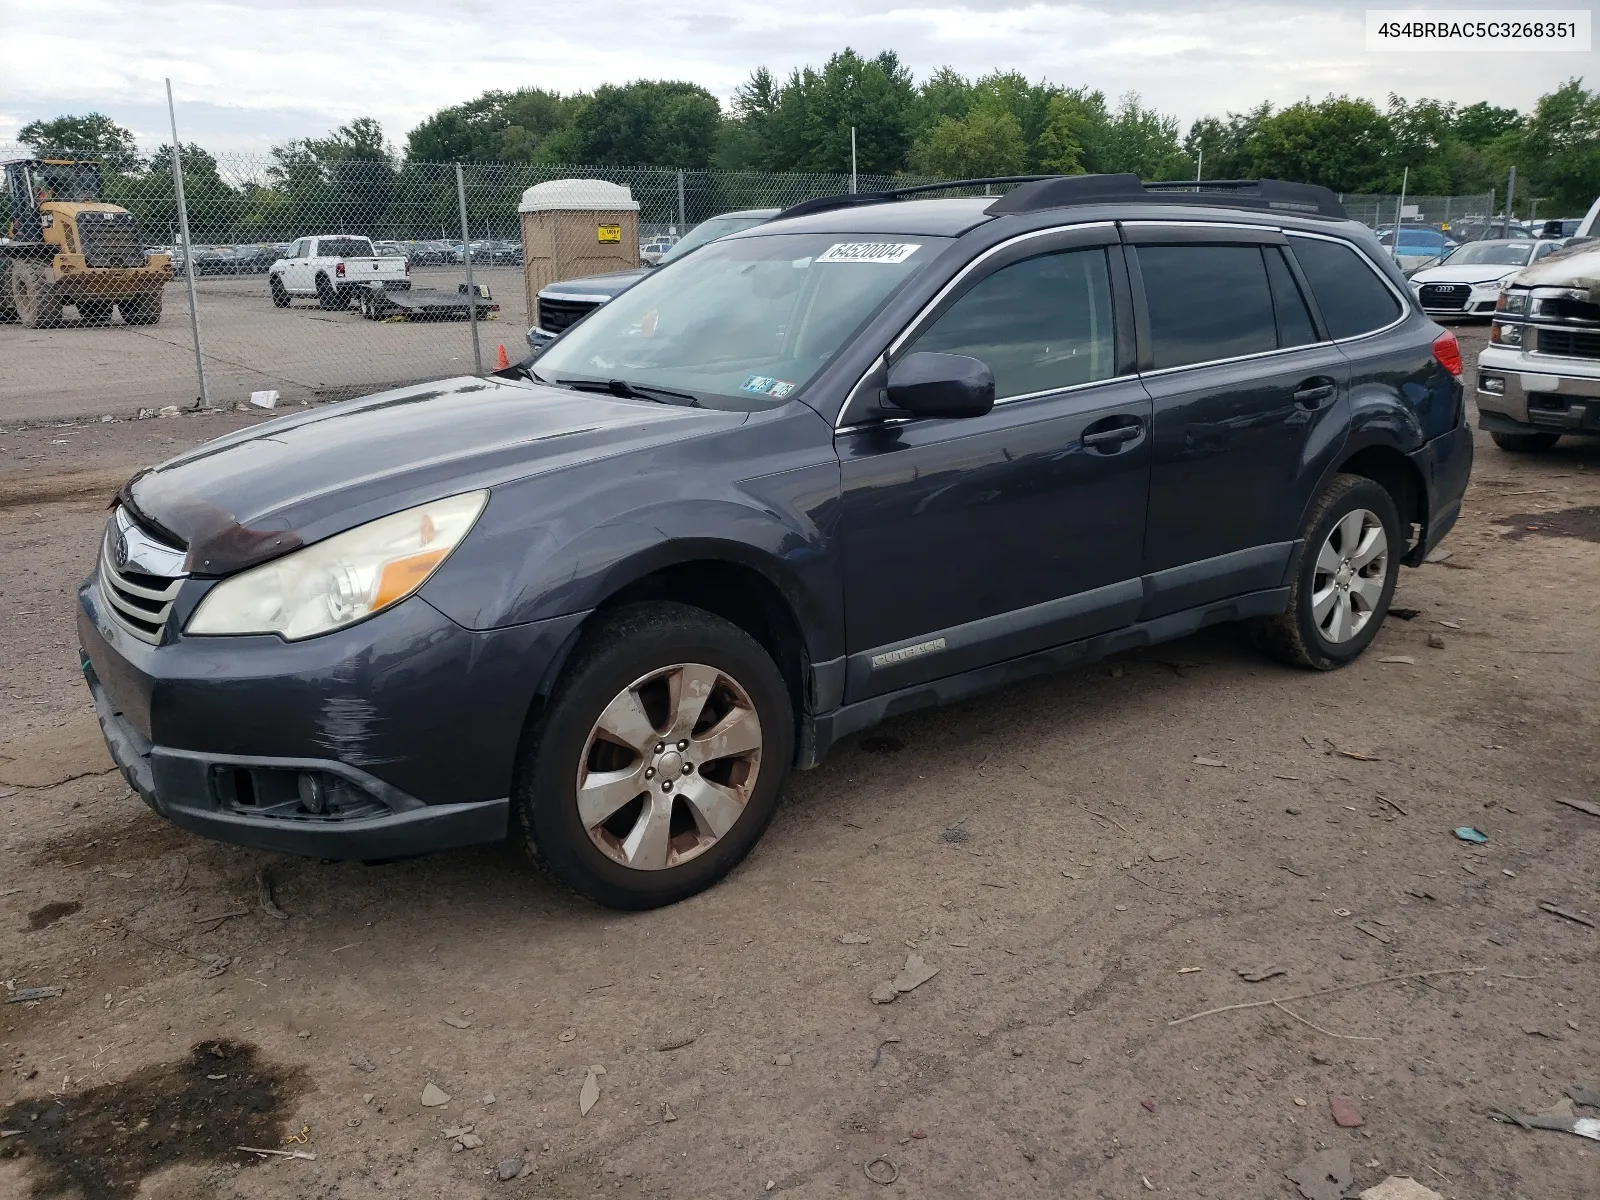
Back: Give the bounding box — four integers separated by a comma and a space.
539, 268, 650, 301
1512, 242, 1600, 294
122, 375, 745, 575
1411, 264, 1521, 285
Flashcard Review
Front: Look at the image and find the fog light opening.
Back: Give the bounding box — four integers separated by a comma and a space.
1479, 374, 1506, 396
297, 771, 326, 814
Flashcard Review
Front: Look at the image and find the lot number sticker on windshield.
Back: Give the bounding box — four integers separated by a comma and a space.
817, 242, 921, 265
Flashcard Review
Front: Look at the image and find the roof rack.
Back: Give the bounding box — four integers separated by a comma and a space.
774, 173, 1347, 222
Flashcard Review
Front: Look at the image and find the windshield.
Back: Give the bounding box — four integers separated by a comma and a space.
534, 232, 949, 409
659, 214, 772, 263
31, 161, 103, 203
1442, 242, 1532, 267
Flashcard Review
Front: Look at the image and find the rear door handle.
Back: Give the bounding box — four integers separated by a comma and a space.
1293, 378, 1337, 408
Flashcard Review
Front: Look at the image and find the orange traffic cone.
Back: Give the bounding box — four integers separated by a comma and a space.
496, 344, 510, 370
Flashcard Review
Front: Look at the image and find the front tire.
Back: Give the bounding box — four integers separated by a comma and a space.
1254, 474, 1402, 670
269, 275, 291, 308
515, 602, 794, 910
1491, 430, 1559, 453
13, 262, 62, 328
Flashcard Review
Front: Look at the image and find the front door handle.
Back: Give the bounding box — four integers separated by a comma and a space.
1082, 419, 1143, 450
1293, 377, 1337, 409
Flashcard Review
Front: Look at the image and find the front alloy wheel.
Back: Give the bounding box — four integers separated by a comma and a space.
516, 601, 793, 909
577, 663, 763, 870
1310, 509, 1388, 643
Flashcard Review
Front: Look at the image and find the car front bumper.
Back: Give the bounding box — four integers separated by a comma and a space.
1477, 343, 1600, 432
78, 578, 586, 860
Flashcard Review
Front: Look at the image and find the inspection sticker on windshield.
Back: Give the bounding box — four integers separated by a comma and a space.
817, 242, 921, 265
740, 375, 796, 398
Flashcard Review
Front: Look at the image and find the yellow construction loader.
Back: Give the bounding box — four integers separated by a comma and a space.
0, 157, 171, 327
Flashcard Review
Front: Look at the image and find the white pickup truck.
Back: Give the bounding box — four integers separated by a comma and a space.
267, 235, 410, 309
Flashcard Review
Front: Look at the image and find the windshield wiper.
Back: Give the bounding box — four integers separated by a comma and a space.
556, 378, 701, 406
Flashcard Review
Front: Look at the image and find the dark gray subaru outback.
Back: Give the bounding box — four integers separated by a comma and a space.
80, 175, 1472, 909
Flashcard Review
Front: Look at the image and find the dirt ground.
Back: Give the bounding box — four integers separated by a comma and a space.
0, 264, 528, 426
1, 326, 1596, 1200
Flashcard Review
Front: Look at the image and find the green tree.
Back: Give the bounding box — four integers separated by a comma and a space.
1517, 79, 1600, 213
1245, 96, 1392, 192
1454, 101, 1521, 146
270, 118, 396, 234
405, 88, 579, 163
761, 49, 918, 174
564, 81, 722, 166
910, 104, 1027, 177
139, 143, 240, 242
17, 113, 142, 173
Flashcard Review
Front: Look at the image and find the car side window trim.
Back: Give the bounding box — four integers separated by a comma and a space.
1285, 230, 1412, 344
836, 221, 1122, 430
1125, 238, 1337, 380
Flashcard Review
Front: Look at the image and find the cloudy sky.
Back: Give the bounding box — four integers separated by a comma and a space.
1, 0, 1594, 155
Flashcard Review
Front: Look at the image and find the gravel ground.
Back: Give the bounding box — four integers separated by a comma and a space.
1, 327, 1597, 1200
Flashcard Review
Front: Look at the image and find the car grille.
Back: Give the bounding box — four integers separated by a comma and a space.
1418, 283, 1470, 311
537, 295, 600, 334
77, 212, 147, 269
99, 511, 185, 645
1536, 327, 1600, 360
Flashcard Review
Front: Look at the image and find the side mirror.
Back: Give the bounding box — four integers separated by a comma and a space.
885, 352, 995, 419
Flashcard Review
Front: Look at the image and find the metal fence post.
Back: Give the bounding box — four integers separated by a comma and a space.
677, 169, 686, 233
165, 79, 210, 408
455, 163, 483, 377
1503, 166, 1516, 237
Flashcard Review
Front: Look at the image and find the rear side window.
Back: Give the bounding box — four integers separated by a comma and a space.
1289, 237, 1402, 340
907, 248, 1116, 398
1264, 248, 1318, 347
319, 237, 374, 258
1137, 244, 1276, 370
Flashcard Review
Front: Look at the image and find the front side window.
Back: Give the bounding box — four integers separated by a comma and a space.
534, 232, 948, 410
903, 248, 1116, 399
1138, 244, 1277, 370
1289, 236, 1403, 340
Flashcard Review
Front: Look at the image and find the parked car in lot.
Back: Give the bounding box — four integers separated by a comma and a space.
268, 235, 410, 309
639, 236, 677, 265
528, 208, 778, 347
1376, 226, 1456, 274
79, 174, 1470, 910
231, 243, 286, 274
1477, 238, 1600, 451
1408, 239, 1566, 318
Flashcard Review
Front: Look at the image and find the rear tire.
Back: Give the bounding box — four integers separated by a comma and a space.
269, 275, 291, 308
315, 273, 342, 310
1253, 474, 1402, 670
1491, 431, 1559, 453
515, 602, 794, 910
13, 262, 62, 328
118, 292, 162, 326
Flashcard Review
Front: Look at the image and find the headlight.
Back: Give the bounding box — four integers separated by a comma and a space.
187, 490, 488, 639
1498, 290, 1529, 313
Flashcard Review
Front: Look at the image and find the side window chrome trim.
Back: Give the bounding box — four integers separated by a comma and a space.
1137, 339, 1337, 381
1119, 219, 1283, 234
837, 220, 1119, 431
1285, 229, 1412, 345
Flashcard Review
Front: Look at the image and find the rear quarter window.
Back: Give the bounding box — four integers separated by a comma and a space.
1289, 236, 1403, 340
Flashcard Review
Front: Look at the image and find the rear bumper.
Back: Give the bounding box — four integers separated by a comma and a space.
1404, 419, 1474, 564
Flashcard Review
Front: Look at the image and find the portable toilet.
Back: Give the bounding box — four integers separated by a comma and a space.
518, 179, 640, 323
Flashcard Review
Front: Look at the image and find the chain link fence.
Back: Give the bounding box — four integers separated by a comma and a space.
0, 141, 1511, 423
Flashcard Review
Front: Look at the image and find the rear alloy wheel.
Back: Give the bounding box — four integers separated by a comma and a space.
269, 275, 291, 308
516, 602, 793, 909
1490, 431, 1559, 453
1254, 474, 1401, 670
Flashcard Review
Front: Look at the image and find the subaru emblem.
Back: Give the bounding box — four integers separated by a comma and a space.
113, 532, 130, 570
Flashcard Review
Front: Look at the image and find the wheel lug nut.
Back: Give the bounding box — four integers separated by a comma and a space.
677, 740, 688, 751
645, 767, 655, 779
662, 781, 673, 793
682, 762, 693, 774
655, 743, 665, 754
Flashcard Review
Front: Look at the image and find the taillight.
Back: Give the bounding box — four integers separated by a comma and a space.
335, 262, 346, 278
1431, 329, 1462, 378
405, 261, 411, 275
